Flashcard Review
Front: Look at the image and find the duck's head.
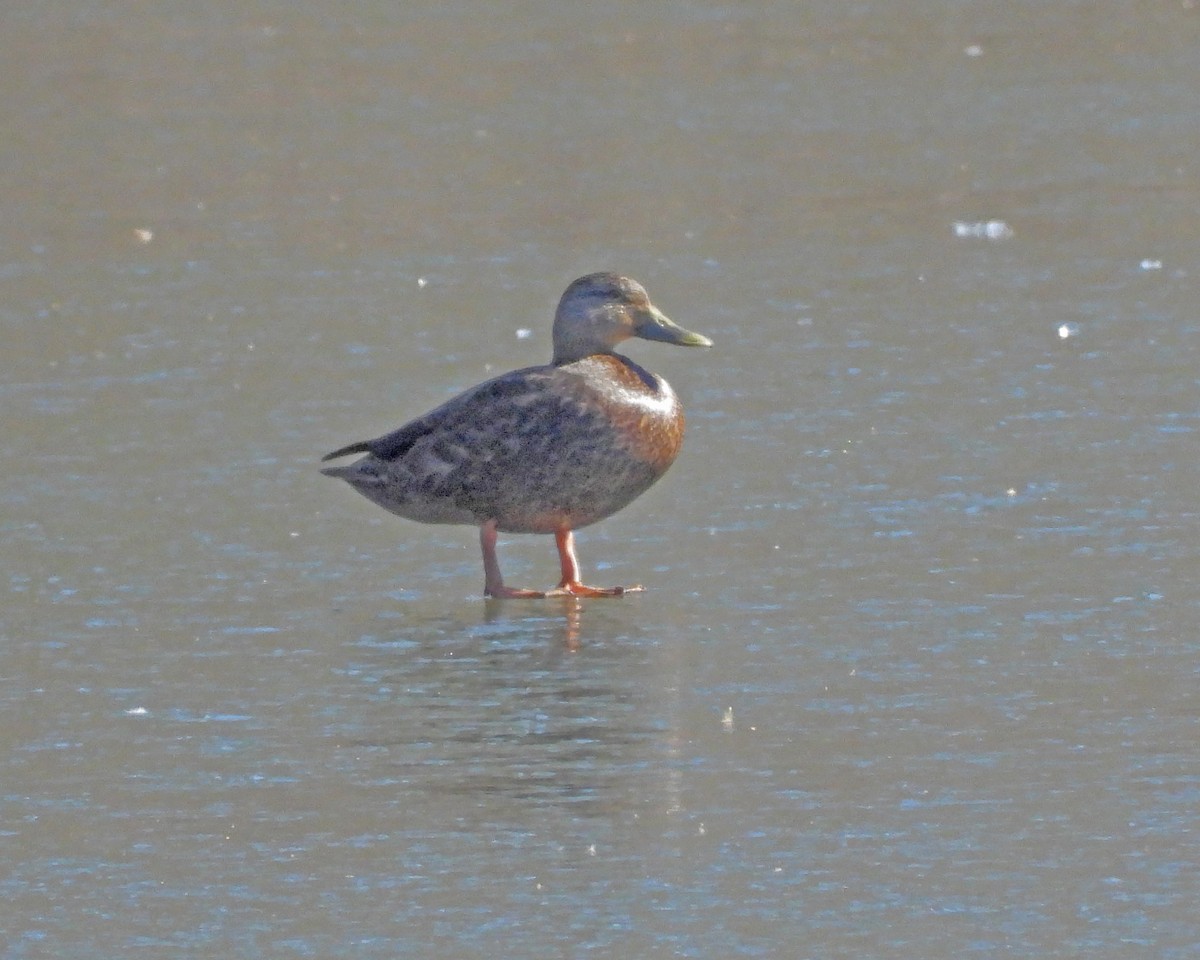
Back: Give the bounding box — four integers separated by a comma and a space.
551, 273, 713, 365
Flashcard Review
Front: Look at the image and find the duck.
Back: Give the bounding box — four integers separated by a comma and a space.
320, 272, 712, 599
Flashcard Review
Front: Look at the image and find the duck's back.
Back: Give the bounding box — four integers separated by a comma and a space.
323, 353, 685, 534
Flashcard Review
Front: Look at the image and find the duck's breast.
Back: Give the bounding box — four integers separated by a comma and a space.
569, 354, 685, 474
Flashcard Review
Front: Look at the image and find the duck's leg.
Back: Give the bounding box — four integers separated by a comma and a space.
545, 528, 644, 597
480, 519, 546, 599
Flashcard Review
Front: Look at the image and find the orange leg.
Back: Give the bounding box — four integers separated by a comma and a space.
479, 522, 642, 599
544, 528, 644, 598
480, 519, 546, 598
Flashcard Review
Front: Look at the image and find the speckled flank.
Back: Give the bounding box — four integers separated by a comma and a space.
320, 353, 684, 534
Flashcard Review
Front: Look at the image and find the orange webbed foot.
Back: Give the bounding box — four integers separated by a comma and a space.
544, 581, 645, 598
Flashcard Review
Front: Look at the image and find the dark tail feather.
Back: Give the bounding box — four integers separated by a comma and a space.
321, 440, 371, 462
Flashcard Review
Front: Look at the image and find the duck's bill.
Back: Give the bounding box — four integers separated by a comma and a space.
635, 307, 713, 348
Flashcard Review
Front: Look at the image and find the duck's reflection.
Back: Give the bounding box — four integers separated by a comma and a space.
340, 596, 687, 820
483, 594, 585, 649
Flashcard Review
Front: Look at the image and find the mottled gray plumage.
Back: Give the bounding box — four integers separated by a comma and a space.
321, 272, 711, 598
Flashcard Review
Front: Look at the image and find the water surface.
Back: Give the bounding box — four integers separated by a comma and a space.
3, 2, 1199, 957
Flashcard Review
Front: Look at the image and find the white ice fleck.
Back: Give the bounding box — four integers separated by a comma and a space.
515, 328, 532, 339
1057, 322, 1078, 339
953, 219, 1013, 240
1140, 259, 1163, 271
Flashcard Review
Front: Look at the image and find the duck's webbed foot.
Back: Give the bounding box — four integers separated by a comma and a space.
545, 529, 643, 598
544, 581, 644, 598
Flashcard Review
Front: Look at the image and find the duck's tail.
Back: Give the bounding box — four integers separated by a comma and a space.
321, 440, 371, 463
320, 440, 374, 480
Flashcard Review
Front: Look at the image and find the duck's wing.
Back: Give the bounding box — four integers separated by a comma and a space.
321, 367, 557, 464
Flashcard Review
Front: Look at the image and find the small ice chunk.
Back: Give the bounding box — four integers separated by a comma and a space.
1139, 259, 1162, 271
1057, 322, 1078, 339
953, 220, 1013, 240
515, 328, 532, 339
